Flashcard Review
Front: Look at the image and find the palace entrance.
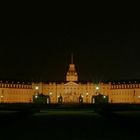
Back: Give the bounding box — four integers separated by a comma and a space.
63, 93, 79, 104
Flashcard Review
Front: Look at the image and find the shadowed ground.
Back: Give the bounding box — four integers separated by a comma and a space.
0, 109, 140, 140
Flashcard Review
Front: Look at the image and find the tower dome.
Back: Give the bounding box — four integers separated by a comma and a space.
66, 54, 78, 82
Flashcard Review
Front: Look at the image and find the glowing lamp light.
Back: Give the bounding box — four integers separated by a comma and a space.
96, 86, 99, 90
35, 95, 38, 98
1, 95, 3, 98
138, 96, 140, 98
50, 92, 52, 95
35, 86, 39, 90
86, 92, 88, 95
103, 95, 106, 99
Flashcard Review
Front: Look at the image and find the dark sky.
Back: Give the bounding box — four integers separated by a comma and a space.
1, 16, 140, 82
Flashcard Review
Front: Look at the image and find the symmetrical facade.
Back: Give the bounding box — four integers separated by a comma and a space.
1, 58, 140, 104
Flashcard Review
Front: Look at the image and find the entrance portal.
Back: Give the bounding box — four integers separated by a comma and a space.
64, 95, 79, 104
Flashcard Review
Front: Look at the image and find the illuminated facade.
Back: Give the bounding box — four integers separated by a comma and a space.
1, 57, 140, 104
0, 81, 33, 103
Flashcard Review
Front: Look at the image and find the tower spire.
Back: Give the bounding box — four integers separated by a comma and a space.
71, 53, 73, 64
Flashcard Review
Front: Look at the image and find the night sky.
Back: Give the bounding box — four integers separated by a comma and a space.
1, 16, 140, 82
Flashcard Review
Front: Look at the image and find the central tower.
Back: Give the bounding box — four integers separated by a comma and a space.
66, 54, 78, 82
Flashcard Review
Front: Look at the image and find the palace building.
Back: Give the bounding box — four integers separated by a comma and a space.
1, 56, 140, 104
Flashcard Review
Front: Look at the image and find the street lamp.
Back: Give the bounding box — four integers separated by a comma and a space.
34, 86, 39, 101
95, 86, 99, 95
